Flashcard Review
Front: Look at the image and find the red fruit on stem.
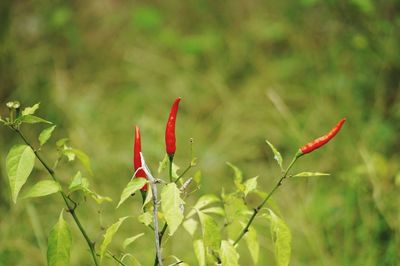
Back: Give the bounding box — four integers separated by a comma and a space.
299, 118, 346, 155
165, 97, 181, 157
134, 126, 148, 191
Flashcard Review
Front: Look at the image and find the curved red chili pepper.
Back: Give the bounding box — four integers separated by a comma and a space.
299, 118, 346, 155
134, 126, 147, 191
165, 97, 181, 157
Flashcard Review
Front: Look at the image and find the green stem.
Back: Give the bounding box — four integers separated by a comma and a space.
106, 250, 127, 266
14, 128, 101, 265
168, 155, 174, 182
233, 153, 300, 246
174, 164, 192, 184
155, 155, 192, 266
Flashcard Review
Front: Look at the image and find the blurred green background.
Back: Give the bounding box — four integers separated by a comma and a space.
0, 0, 399, 265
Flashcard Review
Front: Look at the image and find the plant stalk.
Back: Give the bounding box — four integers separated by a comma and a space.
14, 128, 101, 265
233, 153, 300, 246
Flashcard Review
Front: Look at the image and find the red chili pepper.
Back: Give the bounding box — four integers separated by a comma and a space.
165, 97, 181, 157
299, 118, 346, 155
134, 126, 147, 191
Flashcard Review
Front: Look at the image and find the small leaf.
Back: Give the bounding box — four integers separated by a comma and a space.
138, 212, 152, 226
39, 125, 56, 146
220, 240, 239, 266
194, 194, 220, 210
100, 217, 129, 262
186, 194, 220, 218
117, 178, 147, 208
193, 239, 206, 266
266, 140, 283, 170
244, 176, 258, 196
47, 211, 72, 266
193, 170, 202, 184
22, 103, 40, 116
268, 209, 292, 266
183, 218, 198, 236
6, 144, 36, 203
157, 155, 169, 174
56, 138, 69, 148
292, 172, 330, 177
18, 115, 52, 124
121, 254, 142, 266
88, 190, 112, 204
201, 207, 225, 216
245, 226, 259, 264
123, 233, 145, 249
226, 162, 244, 191
68, 171, 89, 193
172, 162, 180, 180
161, 183, 185, 236
24, 180, 61, 199
197, 211, 221, 250
66, 148, 93, 175
63, 150, 76, 161
222, 193, 248, 223
142, 188, 153, 211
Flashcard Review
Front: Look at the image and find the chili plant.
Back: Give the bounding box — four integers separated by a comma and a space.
0, 100, 345, 266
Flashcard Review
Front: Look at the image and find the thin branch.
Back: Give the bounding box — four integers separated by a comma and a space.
12, 127, 126, 266
168, 261, 184, 266
174, 164, 191, 184
155, 163, 193, 265
140, 153, 163, 266
106, 250, 127, 266
233, 154, 300, 246
180, 177, 193, 192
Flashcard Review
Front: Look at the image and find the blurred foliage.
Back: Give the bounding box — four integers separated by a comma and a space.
0, 0, 399, 265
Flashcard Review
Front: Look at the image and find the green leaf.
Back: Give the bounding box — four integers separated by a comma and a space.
172, 162, 180, 180
22, 103, 40, 116
56, 138, 69, 148
268, 209, 292, 266
194, 194, 220, 210
47, 211, 72, 266
193, 239, 206, 266
202, 207, 225, 216
292, 172, 330, 177
183, 218, 198, 236
226, 162, 244, 191
63, 150, 76, 161
266, 140, 283, 170
193, 170, 202, 184
6, 144, 36, 203
65, 148, 93, 175
220, 240, 239, 266
24, 180, 61, 199
138, 212, 152, 226
88, 190, 112, 204
123, 233, 145, 249
39, 125, 56, 146
186, 194, 220, 218
222, 193, 248, 223
197, 211, 221, 250
244, 176, 258, 196
157, 155, 169, 174
121, 254, 142, 266
18, 115, 52, 124
161, 183, 185, 236
100, 217, 129, 262
68, 171, 89, 193
117, 178, 147, 208
245, 226, 259, 265
142, 188, 152, 211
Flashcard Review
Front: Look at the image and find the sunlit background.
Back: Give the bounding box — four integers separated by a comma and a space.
1, 1, 399, 265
